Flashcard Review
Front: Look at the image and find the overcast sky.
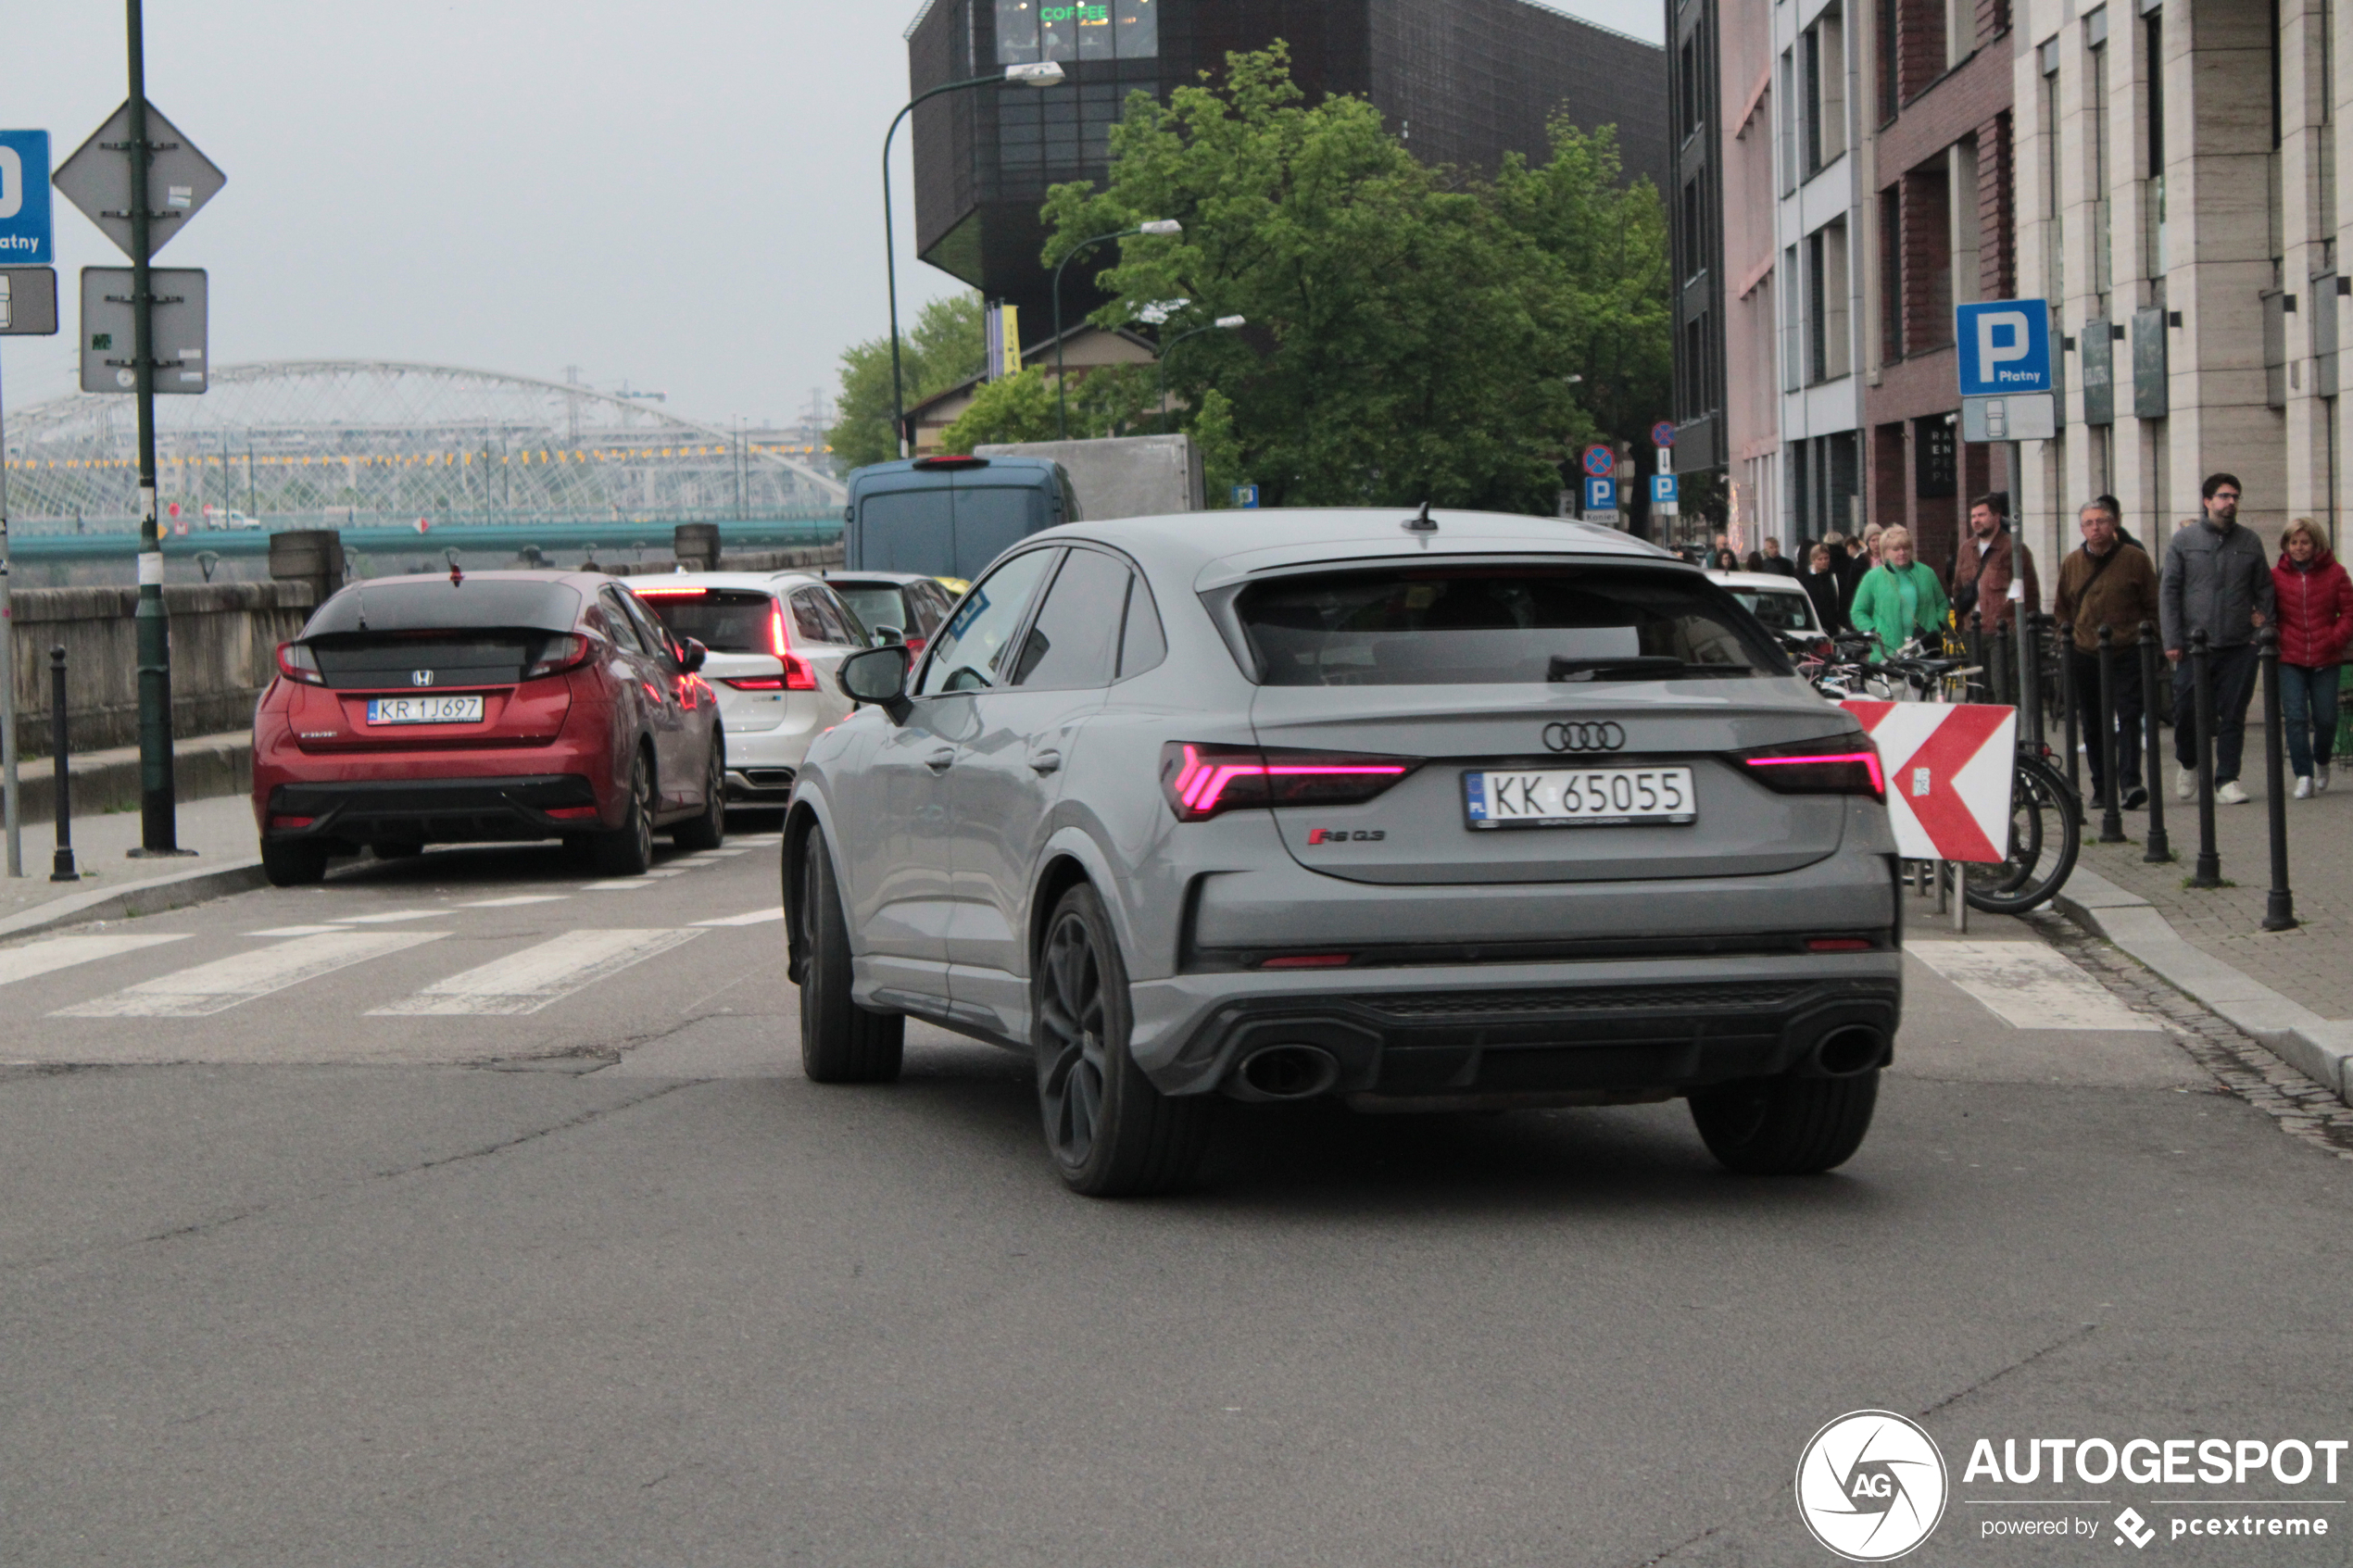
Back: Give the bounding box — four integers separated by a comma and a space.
0, 0, 1661, 432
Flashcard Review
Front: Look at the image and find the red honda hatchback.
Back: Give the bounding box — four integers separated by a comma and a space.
252, 571, 724, 885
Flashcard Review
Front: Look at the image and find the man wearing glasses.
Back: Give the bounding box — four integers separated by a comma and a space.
2159, 473, 2275, 804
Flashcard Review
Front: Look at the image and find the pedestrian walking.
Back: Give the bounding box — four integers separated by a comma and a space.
1803, 541, 1849, 633
1757, 537, 1800, 579
1949, 495, 2042, 633
2270, 516, 2353, 797
2053, 498, 2160, 809
1849, 525, 1950, 656
1713, 546, 1743, 572
2159, 473, 2275, 804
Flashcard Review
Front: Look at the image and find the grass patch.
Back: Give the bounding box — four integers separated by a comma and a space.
2182, 875, 2238, 890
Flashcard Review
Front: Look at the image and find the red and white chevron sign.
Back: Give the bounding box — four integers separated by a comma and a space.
1840, 702, 2018, 862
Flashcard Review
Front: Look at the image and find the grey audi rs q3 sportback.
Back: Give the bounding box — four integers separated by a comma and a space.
785, 509, 1902, 1197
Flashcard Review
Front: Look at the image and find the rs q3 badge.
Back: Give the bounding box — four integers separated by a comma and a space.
1306, 829, 1385, 845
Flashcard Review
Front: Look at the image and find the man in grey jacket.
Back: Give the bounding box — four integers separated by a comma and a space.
2160, 472, 2275, 802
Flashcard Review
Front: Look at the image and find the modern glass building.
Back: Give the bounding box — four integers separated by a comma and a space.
907, 0, 1670, 333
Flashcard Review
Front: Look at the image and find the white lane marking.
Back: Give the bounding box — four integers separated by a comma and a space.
697, 847, 751, 858
1907, 941, 2163, 1031
0, 934, 189, 988
693, 908, 784, 927
243, 924, 357, 938
579, 880, 651, 892
459, 896, 571, 909
55, 932, 445, 1019
335, 909, 442, 924
368, 927, 704, 1016
644, 868, 687, 879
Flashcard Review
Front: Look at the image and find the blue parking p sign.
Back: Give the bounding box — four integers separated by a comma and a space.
0, 132, 53, 265
1584, 477, 1617, 513
1954, 299, 2051, 396
1650, 473, 1678, 506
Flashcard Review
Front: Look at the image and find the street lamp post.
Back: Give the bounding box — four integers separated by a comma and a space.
883, 61, 1064, 460
1155, 315, 1245, 422
1053, 220, 1182, 440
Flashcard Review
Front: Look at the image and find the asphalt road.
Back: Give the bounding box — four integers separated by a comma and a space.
2, 823, 2348, 1567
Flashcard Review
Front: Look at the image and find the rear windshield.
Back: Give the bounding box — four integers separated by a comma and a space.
1723, 586, 1817, 633
633, 588, 775, 654
830, 584, 917, 637
1236, 565, 1791, 686
305, 578, 583, 636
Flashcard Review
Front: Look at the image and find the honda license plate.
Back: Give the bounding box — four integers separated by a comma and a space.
366, 695, 484, 725
1463, 766, 1696, 829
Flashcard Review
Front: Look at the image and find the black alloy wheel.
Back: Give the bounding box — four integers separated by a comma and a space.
797, 826, 904, 1083
593, 749, 656, 876
673, 738, 727, 850
1033, 884, 1212, 1198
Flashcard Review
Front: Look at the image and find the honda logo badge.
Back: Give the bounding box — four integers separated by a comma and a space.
1542, 721, 1625, 753
410, 669, 435, 687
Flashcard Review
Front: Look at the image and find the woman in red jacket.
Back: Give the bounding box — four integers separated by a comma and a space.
2272, 518, 2353, 796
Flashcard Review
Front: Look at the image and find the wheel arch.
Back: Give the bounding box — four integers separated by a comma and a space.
1026, 827, 1133, 975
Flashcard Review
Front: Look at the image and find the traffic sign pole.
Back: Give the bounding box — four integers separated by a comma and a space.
2, 343, 15, 877
123, 0, 185, 857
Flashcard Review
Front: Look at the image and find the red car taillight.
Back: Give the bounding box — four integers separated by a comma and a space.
1733, 735, 1884, 799
522, 633, 592, 681
1159, 742, 1420, 822
274, 642, 324, 685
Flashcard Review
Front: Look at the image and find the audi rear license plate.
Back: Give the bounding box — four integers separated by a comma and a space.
1464, 766, 1696, 829
366, 695, 484, 725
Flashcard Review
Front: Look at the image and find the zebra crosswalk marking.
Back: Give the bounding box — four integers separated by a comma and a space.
0, 934, 189, 988
54, 931, 444, 1019
367, 928, 703, 1017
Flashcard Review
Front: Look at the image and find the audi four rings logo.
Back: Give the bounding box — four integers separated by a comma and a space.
1542, 721, 1625, 753
410, 670, 435, 686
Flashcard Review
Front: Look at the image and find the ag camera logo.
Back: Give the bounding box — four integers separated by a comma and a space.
1796, 1411, 1949, 1562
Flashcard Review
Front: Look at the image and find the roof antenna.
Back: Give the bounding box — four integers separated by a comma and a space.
1403, 500, 1438, 533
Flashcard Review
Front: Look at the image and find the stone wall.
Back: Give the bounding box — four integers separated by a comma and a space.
7, 581, 318, 760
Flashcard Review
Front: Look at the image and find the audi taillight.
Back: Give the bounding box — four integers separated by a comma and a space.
522, 633, 593, 681
1159, 742, 1421, 822
274, 642, 324, 685
1734, 735, 1884, 799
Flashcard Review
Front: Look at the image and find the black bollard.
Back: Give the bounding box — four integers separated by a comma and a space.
2190, 630, 2221, 887
48, 647, 78, 884
2140, 621, 2171, 861
2018, 610, 2045, 746
1965, 609, 1984, 699
2057, 622, 2082, 797
2259, 627, 2296, 930
2096, 625, 2126, 842
1990, 611, 2012, 706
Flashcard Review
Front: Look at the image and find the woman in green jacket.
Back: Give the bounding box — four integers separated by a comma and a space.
1847, 525, 1950, 655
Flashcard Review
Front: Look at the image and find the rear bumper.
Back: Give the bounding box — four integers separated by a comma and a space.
724, 765, 797, 801
1129, 954, 1903, 1100
260, 774, 603, 845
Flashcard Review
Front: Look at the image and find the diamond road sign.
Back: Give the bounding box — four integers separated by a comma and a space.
0, 131, 54, 264
81, 266, 207, 393
53, 101, 225, 262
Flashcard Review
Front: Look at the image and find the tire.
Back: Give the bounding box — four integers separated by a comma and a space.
1964, 756, 2081, 914
592, 748, 657, 876
372, 839, 424, 860
671, 738, 727, 850
260, 838, 329, 887
1688, 1071, 1879, 1175
798, 827, 904, 1084
1033, 884, 1212, 1197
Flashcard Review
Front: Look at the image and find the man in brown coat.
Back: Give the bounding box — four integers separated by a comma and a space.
2053, 497, 2162, 808
1950, 495, 2042, 633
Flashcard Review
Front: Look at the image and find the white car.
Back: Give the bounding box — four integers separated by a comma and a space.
1707, 570, 1826, 637
626, 571, 874, 801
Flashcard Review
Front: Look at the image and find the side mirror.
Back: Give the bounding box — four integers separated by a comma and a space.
677, 636, 709, 673
872, 624, 906, 648
838, 644, 913, 723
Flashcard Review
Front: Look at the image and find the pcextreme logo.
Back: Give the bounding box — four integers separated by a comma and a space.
1796, 1411, 1950, 1562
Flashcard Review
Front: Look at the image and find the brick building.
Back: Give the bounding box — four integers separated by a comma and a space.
1863, 0, 2018, 575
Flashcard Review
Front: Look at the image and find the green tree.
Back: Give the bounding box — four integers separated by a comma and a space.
827, 292, 988, 470
937, 366, 1060, 452
1038, 45, 1667, 513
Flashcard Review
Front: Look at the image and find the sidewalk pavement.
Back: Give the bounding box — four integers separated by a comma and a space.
2056, 709, 2353, 1103
0, 793, 264, 939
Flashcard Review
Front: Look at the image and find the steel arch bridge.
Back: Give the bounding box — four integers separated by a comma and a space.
0, 359, 845, 532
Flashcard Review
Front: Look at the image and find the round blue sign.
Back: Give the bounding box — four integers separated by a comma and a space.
1650, 420, 1678, 448
1581, 445, 1614, 478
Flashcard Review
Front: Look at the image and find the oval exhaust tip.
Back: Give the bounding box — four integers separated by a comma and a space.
1237, 1044, 1341, 1101
1813, 1026, 1887, 1077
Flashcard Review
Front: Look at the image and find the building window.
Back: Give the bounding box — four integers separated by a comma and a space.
1780, 49, 1798, 194
1802, 8, 1847, 178
2087, 10, 2112, 305
995, 0, 1157, 64
1878, 0, 1898, 122
1783, 244, 1803, 392
1880, 187, 1905, 361
2041, 42, 2064, 303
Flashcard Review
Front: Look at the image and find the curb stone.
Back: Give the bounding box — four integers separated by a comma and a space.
0, 859, 270, 943
2056, 867, 2353, 1106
